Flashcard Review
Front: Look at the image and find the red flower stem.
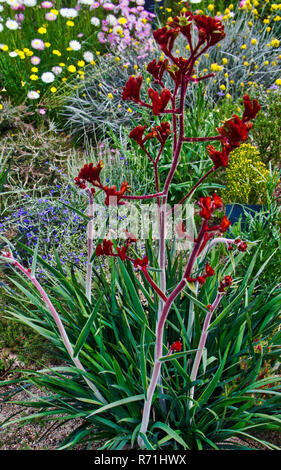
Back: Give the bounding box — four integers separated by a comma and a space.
3, 256, 106, 403
189, 292, 222, 407
183, 135, 223, 142
138, 222, 207, 445
86, 187, 94, 302
141, 267, 167, 302
122, 191, 164, 200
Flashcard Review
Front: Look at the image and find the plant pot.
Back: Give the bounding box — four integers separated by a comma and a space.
145, 0, 164, 13
225, 204, 266, 231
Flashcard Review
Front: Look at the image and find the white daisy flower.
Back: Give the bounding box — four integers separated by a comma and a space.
5, 19, 19, 30
83, 51, 94, 63
9, 51, 18, 57
80, 0, 93, 4
69, 40, 81, 51
27, 90, 40, 99
41, 71, 55, 83
90, 16, 100, 27
106, 14, 117, 26
59, 8, 78, 18
52, 66, 62, 75
23, 0, 37, 6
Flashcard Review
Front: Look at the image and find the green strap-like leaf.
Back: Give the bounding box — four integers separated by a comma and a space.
73, 297, 103, 358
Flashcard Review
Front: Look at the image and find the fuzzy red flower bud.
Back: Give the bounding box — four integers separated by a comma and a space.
104, 181, 130, 206
207, 144, 229, 169
153, 26, 179, 53
170, 341, 183, 352
122, 76, 143, 103
242, 94, 261, 122
76, 160, 104, 187
219, 275, 233, 292
217, 115, 249, 151
147, 58, 169, 83
129, 125, 147, 146
96, 239, 114, 257
133, 256, 149, 268
148, 88, 172, 115
193, 15, 225, 46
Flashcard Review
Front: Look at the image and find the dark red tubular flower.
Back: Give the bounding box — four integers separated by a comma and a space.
170, 341, 183, 352
76, 160, 104, 187
193, 14, 225, 46
148, 88, 172, 115
219, 275, 233, 292
219, 215, 231, 233
96, 239, 114, 257
198, 196, 212, 220
236, 240, 247, 252
122, 75, 143, 103
207, 144, 229, 169
205, 263, 215, 278
104, 181, 130, 206
153, 26, 179, 53
154, 121, 172, 144
167, 12, 193, 46
242, 94, 261, 122
129, 125, 147, 146
133, 256, 149, 268
217, 115, 249, 152
147, 58, 169, 83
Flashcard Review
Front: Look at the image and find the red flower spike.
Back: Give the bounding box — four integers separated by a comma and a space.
76, 160, 104, 187
217, 115, 249, 151
242, 94, 261, 122
205, 263, 215, 278
147, 58, 169, 83
117, 246, 127, 261
219, 215, 231, 233
207, 144, 229, 169
170, 341, 183, 352
104, 181, 130, 206
198, 196, 213, 220
133, 256, 149, 268
212, 193, 223, 209
193, 15, 225, 46
167, 11, 193, 44
122, 75, 143, 103
236, 241, 247, 252
153, 26, 179, 53
148, 88, 172, 115
219, 275, 233, 292
96, 239, 114, 257
129, 125, 147, 146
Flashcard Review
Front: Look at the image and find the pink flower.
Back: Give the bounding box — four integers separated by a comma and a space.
31, 55, 41, 65
31, 38, 45, 50
103, 2, 115, 10
41, 1, 53, 7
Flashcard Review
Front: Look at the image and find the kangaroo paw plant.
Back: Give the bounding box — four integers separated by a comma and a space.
3, 11, 281, 452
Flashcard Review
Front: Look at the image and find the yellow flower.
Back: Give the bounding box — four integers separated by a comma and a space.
251, 38, 257, 45
68, 65, 76, 73
66, 21, 74, 27
1, 45, 8, 51
62, 77, 67, 82
118, 17, 127, 24
53, 50, 61, 56
30, 74, 38, 81
50, 86, 57, 93
38, 27, 47, 34
240, 82, 244, 87
210, 63, 222, 72
59, 63, 65, 67
45, 42, 51, 48
0, 104, 3, 110
127, 107, 133, 113
241, 44, 247, 50
107, 93, 113, 99
31, 67, 38, 73
77, 60, 85, 67
271, 38, 280, 47
244, 61, 249, 67
222, 58, 228, 65
51, 9, 59, 15
226, 93, 231, 99
276, 78, 281, 86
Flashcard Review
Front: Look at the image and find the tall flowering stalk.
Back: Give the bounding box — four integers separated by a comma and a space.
72, 11, 261, 447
